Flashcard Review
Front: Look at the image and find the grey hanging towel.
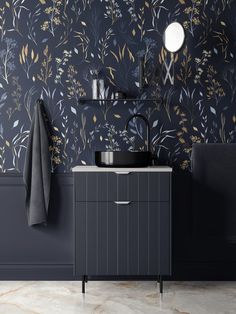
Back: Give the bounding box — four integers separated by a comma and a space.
23, 99, 51, 226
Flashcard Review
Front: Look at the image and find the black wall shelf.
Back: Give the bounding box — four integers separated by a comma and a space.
78, 98, 161, 105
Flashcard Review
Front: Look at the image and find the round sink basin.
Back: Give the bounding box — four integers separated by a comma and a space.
95, 151, 151, 167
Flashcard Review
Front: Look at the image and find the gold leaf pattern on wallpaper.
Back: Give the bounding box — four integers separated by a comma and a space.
37, 45, 52, 85
0, 0, 234, 172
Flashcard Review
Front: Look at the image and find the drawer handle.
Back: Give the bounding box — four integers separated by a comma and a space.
115, 171, 130, 175
114, 201, 131, 205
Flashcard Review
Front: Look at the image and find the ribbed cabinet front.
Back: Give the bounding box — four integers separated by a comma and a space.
74, 172, 171, 278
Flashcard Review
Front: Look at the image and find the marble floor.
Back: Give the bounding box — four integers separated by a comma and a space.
0, 281, 235, 314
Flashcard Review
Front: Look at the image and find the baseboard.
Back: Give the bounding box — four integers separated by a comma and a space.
172, 261, 236, 280
1, 262, 236, 281
0, 264, 74, 280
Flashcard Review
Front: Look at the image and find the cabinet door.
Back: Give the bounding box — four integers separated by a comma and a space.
75, 202, 171, 277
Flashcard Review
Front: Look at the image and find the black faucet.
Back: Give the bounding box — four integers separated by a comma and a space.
125, 114, 151, 152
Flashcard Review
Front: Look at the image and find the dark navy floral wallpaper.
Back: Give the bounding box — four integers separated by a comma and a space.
0, 0, 235, 172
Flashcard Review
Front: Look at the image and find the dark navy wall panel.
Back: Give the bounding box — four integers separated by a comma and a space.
0, 172, 236, 280
0, 174, 73, 266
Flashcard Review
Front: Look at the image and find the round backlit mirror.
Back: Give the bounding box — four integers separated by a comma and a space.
163, 22, 185, 53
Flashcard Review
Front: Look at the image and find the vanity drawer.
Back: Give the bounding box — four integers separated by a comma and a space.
74, 172, 170, 202
74, 172, 116, 202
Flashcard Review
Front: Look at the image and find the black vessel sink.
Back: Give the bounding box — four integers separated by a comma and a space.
95, 151, 151, 167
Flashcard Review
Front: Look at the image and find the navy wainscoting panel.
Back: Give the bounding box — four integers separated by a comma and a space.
0, 170, 236, 280
0, 173, 74, 280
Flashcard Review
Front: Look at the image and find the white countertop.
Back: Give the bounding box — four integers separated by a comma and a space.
72, 165, 172, 172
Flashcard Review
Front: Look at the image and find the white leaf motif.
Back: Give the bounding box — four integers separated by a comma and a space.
210, 107, 216, 115
71, 107, 77, 115
13, 120, 19, 128
152, 120, 158, 128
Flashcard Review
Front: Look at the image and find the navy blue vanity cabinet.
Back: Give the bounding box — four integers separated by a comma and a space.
73, 168, 172, 293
